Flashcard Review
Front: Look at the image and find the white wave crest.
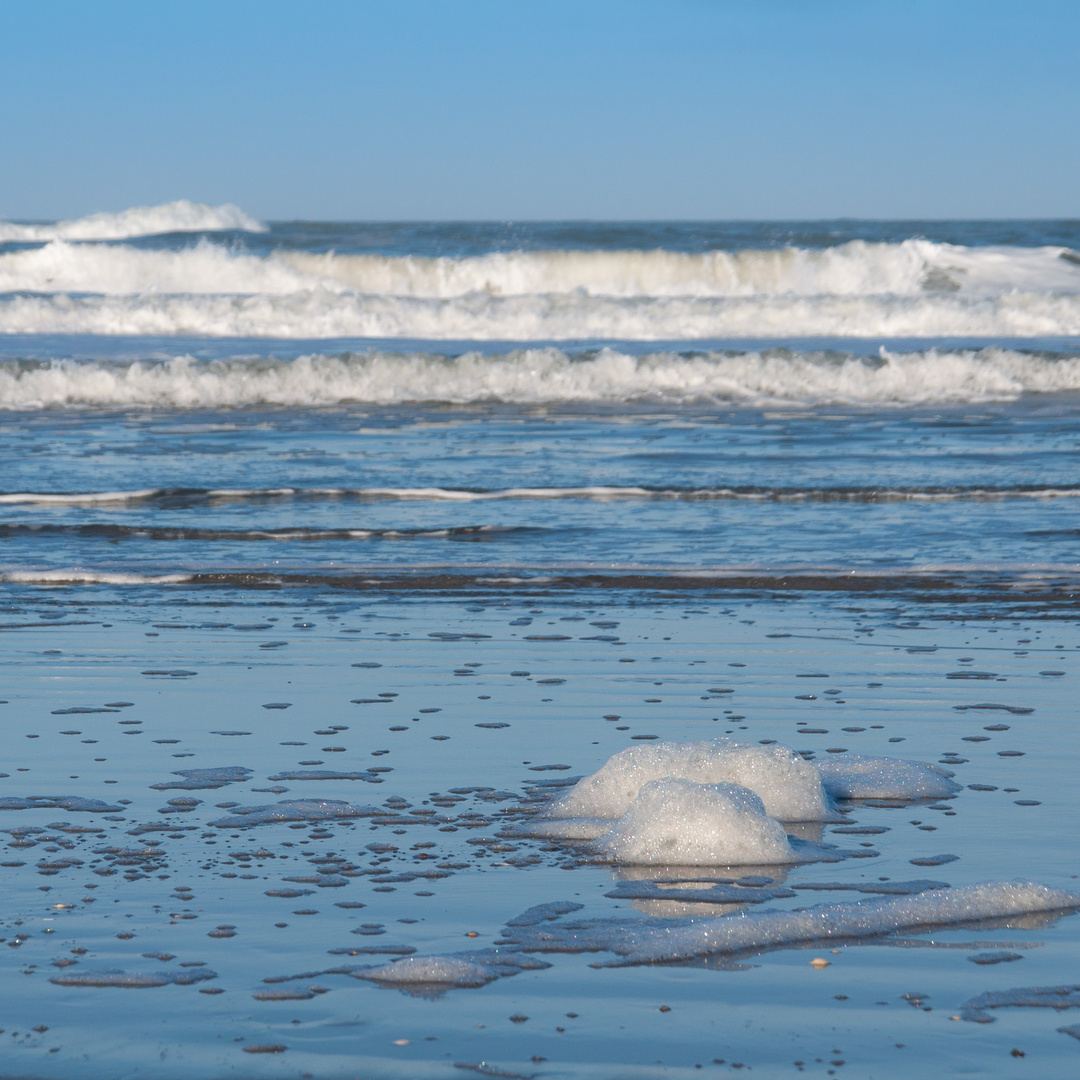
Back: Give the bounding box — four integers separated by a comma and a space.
281, 240, 1080, 299
1, 289, 1080, 339
0, 570, 193, 585
0, 237, 1075, 299
0, 235, 1076, 338
0, 201, 266, 242
1, 348, 1078, 408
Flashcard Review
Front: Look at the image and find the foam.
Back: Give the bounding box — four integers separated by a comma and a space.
2, 349, 1079, 410
545, 741, 834, 824
354, 957, 501, 988
1, 236, 1074, 296
0, 570, 192, 585
959, 984, 1080, 1023
815, 754, 962, 800
209, 799, 383, 828
594, 779, 796, 866
0, 795, 122, 813
49, 967, 217, 987
0, 201, 265, 242
4, 290, 1080, 340
277, 241, 1080, 299
0, 488, 163, 504
149, 766, 253, 791
495, 883, 1080, 967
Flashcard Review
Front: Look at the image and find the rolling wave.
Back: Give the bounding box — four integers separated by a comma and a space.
0, 233, 1075, 339
1, 348, 1079, 408
0, 201, 266, 243
1, 237, 1076, 298
1, 289, 1077, 340
4, 483, 1080, 506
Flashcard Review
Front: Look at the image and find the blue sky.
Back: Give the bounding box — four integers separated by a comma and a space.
1, 0, 1077, 220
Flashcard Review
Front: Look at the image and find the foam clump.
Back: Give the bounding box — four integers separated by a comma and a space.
814, 754, 961, 799
595, 779, 795, 866
209, 799, 381, 828
50, 968, 217, 988
150, 766, 252, 790
606, 882, 1080, 965
356, 956, 500, 988
961, 984, 1080, 1023
545, 740, 832, 823
0, 795, 122, 813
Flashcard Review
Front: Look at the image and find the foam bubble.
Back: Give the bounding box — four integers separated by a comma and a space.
595, 779, 796, 866
546, 741, 834, 823
814, 754, 961, 800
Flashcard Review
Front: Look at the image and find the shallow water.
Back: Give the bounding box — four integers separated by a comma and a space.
1, 208, 1079, 1078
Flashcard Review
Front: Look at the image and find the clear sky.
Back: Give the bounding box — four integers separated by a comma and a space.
1, 0, 1077, 221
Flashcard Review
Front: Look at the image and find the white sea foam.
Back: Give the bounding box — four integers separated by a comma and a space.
0, 201, 265, 242
595, 779, 797, 866
2, 288, 1079, 340
0, 489, 162, 504
1, 237, 1075, 297
2, 348, 1078, 409
0, 570, 193, 585
601, 882, 1080, 964
0, 235, 1076, 338
815, 754, 962, 800
355, 956, 500, 987
545, 742, 834, 823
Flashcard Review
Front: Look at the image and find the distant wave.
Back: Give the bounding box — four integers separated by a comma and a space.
0, 201, 266, 243
4, 482, 1080, 505
0, 236, 1077, 338
1, 348, 1079, 408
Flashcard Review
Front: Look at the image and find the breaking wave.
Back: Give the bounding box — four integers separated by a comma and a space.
1, 347, 1079, 408
0, 232, 1076, 338
0, 201, 266, 243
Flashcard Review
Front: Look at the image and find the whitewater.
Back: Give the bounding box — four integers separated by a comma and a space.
0, 203, 1078, 340
2, 346, 1080, 408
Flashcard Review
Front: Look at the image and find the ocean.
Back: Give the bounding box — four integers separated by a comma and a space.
1, 201, 1079, 1078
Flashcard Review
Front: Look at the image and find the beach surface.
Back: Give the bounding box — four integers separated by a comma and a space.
1, 208, 1079, 1077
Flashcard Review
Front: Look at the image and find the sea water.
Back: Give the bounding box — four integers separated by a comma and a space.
0, 203, 1079, 1078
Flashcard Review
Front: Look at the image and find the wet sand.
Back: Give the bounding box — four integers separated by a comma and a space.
2, 582, 1079, 1078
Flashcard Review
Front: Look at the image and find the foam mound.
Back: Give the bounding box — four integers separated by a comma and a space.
814, 754, 961, 799
545, 741, 833, 823
355, 957, 500, 988
595, 779, 795, 866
